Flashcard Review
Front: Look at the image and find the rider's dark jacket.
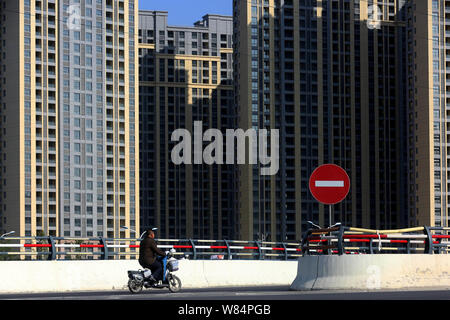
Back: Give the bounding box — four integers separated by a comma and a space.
139, 237, 166, 266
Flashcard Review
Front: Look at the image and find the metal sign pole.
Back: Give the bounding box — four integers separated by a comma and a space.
329, 205, 332, 228
328, 205, 333, 255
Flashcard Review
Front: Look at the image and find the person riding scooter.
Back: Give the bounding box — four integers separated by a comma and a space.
138, 228, 166, 284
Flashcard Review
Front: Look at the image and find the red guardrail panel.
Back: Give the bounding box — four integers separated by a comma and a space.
23, 244, 52, 248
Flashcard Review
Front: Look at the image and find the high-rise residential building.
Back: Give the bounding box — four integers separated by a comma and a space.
233, 0, 409, 241
0, 0, 445, 244
407, 0, 450, 228
0, 0, 139, 239
138, 11, 236, 239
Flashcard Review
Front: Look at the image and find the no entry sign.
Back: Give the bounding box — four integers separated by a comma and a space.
309, 164, 350, 205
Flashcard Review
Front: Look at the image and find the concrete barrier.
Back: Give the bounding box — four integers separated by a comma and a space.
0, 260, 298, 294
290, 254, 450, 291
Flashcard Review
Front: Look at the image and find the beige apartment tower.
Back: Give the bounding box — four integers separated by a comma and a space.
0, 0, 139, 238
407, 0, 450, 228
233, 0, 409, 241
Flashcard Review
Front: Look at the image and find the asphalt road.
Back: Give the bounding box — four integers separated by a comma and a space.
1, 286, 450, 300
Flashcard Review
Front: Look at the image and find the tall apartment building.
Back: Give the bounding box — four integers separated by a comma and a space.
0, 0, 139, 239
233, 0, 409, 241
407, 0, 450, 228
138, 11, 236, 239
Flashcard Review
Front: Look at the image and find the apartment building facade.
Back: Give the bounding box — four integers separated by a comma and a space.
138, 11, 236, 239
407, 0, 450, 228
0, 0, 139, 238
0, 0, 446, 242
233, 0, 409, 241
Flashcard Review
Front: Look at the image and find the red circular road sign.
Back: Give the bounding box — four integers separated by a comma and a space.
309, 164, 350, 205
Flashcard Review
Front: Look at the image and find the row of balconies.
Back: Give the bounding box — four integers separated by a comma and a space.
33, 128, 57, 140
34, 191, 57, 203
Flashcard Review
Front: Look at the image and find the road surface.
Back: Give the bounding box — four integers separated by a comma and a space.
1, 286, 449, 300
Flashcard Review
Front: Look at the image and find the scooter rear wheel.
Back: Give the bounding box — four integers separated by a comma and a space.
128, 279, 143, 294
167, 274, 182, 293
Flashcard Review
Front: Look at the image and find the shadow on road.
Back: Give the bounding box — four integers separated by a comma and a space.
0, 285, 291, 300
1, 286, 450, 300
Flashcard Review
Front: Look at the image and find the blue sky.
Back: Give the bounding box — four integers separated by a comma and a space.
138, 0, 232, 26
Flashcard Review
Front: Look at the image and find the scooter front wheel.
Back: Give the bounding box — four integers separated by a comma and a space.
128, 279, 143, 294
167, 274, 182, 293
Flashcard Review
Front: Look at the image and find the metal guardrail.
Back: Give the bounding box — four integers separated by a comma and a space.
0, 236, 302, 261
302, 225, 450, 255
1, 225, 448, 261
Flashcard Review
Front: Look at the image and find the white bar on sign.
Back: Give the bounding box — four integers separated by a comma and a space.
315, 180, 344, 187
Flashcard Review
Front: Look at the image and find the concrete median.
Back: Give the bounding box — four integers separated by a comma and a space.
290, 254, 450, 291
0, 260, 298, 294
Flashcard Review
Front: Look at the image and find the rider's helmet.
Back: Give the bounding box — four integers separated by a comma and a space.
140, 227, 158, 240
